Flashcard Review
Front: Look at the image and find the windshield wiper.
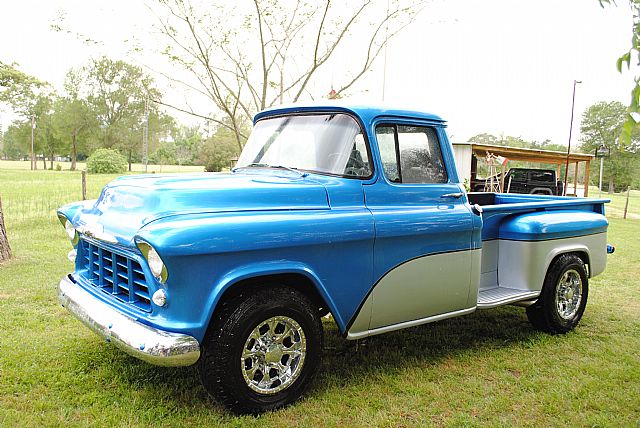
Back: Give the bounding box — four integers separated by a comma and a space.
270, 165, 307, 177
233, 163, 307, 177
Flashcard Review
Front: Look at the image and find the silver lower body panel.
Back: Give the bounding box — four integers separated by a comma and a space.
58, 275, 200, 367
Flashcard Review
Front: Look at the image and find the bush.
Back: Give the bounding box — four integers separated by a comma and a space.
86, 149, 127, 174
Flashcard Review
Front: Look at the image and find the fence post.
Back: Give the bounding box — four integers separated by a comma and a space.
0, 195, 11, 262
81, 170, 87, 201
623, 186, 630, 220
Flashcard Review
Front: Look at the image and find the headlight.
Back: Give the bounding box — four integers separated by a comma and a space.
58, 215, 79, 246
147, 247, 164, 279
136, 240, 168, 283
64, 220, 76, 240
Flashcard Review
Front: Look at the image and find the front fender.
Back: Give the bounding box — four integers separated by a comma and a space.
133, 209, 375, 342
203, 261, 344, 332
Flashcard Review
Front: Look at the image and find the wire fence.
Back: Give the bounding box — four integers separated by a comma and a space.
1, 170, 113, 225
2, 170, 638, 228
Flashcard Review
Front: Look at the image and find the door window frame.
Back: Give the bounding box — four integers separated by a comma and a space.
373, 119, 455, 186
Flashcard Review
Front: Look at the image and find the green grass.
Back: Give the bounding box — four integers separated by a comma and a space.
1, 165, 639, 427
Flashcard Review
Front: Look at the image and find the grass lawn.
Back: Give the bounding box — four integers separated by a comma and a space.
0, 165, 638, 427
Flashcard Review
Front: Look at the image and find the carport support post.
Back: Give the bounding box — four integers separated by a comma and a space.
584, 160, 590, 197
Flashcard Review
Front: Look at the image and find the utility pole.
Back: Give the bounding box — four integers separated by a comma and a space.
30, 115, 36, 170
381, 0, 390, 102
563, 80, 581, 196
598, 156, 604, 198
595, 144, 609, 198
143, 97, 149, 173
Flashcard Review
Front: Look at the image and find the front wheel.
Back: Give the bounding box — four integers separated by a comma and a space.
526, 254, 589, 334
198, 286, 323, 414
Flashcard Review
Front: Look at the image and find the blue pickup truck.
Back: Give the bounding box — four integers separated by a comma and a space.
57, 103, 612, 413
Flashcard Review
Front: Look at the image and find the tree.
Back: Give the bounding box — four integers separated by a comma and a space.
1, 121, 31, 160
151, 141, 177, 169
599, 0, 640, 144
155, 0, 423, 149
172, 125, 204, 165
52, 69, 97, 170
579, 101, 639, 192
29, 93, 69, 170
85, 57, 165, 171
0, 62, 51, 169
0, 61, 45, 116
199, 123, 243, 172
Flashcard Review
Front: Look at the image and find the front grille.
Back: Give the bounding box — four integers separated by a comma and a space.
78, 239, 151, 312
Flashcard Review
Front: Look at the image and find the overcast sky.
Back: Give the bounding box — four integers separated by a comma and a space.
0, 0, 636, 148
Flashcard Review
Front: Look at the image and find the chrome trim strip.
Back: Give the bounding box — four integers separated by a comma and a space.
58, 275, 200, 367
347, 306, 476, 340
77, 225, 118, 244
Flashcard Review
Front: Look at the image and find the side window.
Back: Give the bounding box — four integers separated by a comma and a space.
375, 124, 447, 184
529, 170, 554, 183
376, 126, 400, 182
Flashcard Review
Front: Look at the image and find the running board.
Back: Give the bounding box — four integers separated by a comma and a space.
477, 287, 540, 309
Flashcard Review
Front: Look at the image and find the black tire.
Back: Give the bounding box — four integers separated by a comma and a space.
526, 253, 589, 334
198, 286, 323, 414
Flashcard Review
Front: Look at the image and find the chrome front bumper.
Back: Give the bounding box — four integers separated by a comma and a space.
58, 275, 200, 367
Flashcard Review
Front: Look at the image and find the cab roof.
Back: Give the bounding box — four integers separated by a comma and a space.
254, 100, 446, 126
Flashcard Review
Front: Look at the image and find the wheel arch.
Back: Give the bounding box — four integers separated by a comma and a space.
203, 263, 343, 338
544, 246, 591, 279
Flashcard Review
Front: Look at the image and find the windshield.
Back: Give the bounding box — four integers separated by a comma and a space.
236, 113, 372, 178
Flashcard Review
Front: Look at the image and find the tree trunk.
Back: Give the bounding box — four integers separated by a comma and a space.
42, 154, 46, 170
608, 176, 615, 194
50, 151, 54, 170
128, 150, 132, 172
0, 196, 11, 262
71, 133, 77, 171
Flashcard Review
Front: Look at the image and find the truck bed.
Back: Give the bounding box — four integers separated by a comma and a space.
468, 192, 608, 241
467, 192, 609, 307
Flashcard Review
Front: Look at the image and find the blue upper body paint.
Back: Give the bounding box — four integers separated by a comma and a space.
58, 102, 609, 342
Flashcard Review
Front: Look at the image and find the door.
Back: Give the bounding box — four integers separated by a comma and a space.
364, 123, 476, 330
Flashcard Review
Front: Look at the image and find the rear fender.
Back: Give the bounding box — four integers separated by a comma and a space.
543, 244, 591, 277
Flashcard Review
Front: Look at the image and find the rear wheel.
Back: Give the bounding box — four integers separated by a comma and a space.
526, 254, 588, 334
198, 286, 323, 414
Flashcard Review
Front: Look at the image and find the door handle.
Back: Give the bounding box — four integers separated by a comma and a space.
441, 192, 464, 199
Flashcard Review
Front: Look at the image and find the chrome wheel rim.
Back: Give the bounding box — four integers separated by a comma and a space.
241, 316, 307, 394
555, 269, 583, 320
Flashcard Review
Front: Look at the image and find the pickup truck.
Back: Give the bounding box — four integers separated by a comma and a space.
57, 103, 613, 414
472, 167, 564, 195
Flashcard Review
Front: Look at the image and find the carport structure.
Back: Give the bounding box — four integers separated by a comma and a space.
452, 143, 595, 196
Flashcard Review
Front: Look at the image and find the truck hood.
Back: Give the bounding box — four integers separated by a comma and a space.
64, 172, 329, 245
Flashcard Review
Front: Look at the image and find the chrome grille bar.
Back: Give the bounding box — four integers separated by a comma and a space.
78, 239, 151, 312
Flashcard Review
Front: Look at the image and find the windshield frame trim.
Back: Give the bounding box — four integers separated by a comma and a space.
248, 110, 375, 181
